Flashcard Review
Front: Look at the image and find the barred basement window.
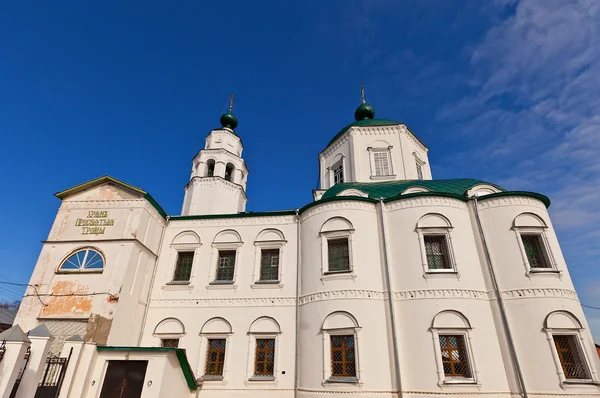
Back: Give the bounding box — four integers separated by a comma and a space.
439, 335, 472, 378
173, 252, 194, 281
374, 152, 390, 176
424, 235, 452, 270
521, 234, 551, 269
327, 238, 350, 272
333, 162, 344, 185
260, 249, 280, 281
330, 335, 356, 377
416, 162, 423, 180
216, 251, 236, 281
205, 339, 226, 376
254, 338, 275, 376
161, 338, 179, 348
553, 335, 590, 379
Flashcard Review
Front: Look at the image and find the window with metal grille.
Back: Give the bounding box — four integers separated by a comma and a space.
173, 252, 194, 281
521, 234, 551, 269
553, 335, 590, 379
424, 235, 452, 270
333, 162, 344, 185
327, 238, 350, 272
205, 339, 226, 376
216, 250, 236, 281
374, 152, 390, 176
161, 338, 179, 348
254, 339, 275, 376
260, 249, 280, 281
416, 162, 423, 180
439, 335, 472, 378
330, 335, 356, 377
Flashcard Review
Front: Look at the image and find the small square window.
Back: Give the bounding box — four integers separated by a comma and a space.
205, 339, 226, 376
416, 162, 423, 180
521, 234, 551, 269
173, 252, 194, 282
254, 338, 275, 376
333, 162, 344, 185
161, 338, 179, 348
216, 250, 236, 281
374, 152, 390, 176
330, 335, 356, 377
260, 249, 280, 281
327, 238, 350, 272
439, 334, 472, 378
424, 235, 452, 270
553, 335, 590, 379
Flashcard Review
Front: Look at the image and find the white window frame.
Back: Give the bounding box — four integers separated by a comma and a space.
245, 334, 280, 385
321, 327, 362, 385
545, 330, 597, 385
430, 328, 479, 386
207, 243, 242, 289
198, 333, 232, 383
368, 146, 395, 179
417, 227, 458, 278
514, 227, 560, 276
252, 241, 286, 288
164, 242, 202, 288
320, 230, 356, 281
414, 153, 426, 180
332, 160, 344, 185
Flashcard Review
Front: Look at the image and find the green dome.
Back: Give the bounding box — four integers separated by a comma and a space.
354, 103, 375, 121
220, 112, 238, 130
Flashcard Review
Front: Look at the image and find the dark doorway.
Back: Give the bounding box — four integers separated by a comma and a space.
99, 360, 148, 398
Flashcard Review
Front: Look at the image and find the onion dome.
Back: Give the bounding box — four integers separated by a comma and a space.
220, 112, 238, 130
354, 103, 375, 121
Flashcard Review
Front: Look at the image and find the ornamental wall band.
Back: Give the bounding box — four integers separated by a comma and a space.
75, 210, 115, 234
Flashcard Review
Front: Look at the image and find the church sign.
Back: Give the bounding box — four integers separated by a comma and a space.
75, 210, 115, 234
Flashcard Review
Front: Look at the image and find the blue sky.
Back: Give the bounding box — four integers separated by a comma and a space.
1, 0, 599, 339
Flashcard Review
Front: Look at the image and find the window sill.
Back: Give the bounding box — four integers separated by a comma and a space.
324, 377, 360, 384
56, 270, 104, 274
201, 375, 224, 381
370, 174, 396, 180
166, 280, 191, 285
162, 282, 194, 291
321, 271, 356, 282
206, 282, 237, 290
245, 376, 278, 387
424, 270, 460, 280
252, 281, 283, 289
439, 378, 479, 387
562, 379, 600, 386
529, 269, 561, 274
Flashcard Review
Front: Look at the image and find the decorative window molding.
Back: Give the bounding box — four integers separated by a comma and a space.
332, 159, 344, 185
402, 186, 430, 195
430, 311, 479, 386
245, 317, 281, 386
319, 217, 356, 281
321, 311, 362, 386
166, 231, 201, 287
414, 153, 426, 180
466, 184, 501, 198
57, 247, 105, 273
252, 229, 287, 288
543, 311, 598, 385
154, 317, 185, 348
416, 214, 459, 279
198, 317, 233, 384
337, 189, 369, 198
512, 213, 560, 277
367, 146, 395, 180
208, 230, 243, 288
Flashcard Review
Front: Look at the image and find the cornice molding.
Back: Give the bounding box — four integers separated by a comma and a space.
501, 288, 578, 300
300, 200, 376, 221
149, 297, 296, 308
385, 196, 468, 212
170, 215, 296, 226
394, 289, 488, 301
477, 196, 547, 210
299, 289, 385, 305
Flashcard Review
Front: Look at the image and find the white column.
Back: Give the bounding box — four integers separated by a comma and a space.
15, 324, 53, 398
58, 336, 85, 398
214, 162, 226, 178
0, 325, 31, 398
63, 342, 96, 398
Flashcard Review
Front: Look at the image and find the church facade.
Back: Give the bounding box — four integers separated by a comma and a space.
4, 97, 600, 398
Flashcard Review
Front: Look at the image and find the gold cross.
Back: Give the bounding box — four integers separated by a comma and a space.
361, 81, 366, 104
229, 93, 234, 112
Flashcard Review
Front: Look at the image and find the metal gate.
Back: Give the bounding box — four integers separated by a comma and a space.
34, 348, 72, 398
9, 346, 31, 398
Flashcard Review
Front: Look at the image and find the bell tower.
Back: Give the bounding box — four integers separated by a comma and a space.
181, 95, 248, 216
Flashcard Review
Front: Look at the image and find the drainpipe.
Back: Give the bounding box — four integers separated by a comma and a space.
137, 215, 170, 346
378, 199, 403, 398
472, 196, 528, 398
293, 209, 301, 398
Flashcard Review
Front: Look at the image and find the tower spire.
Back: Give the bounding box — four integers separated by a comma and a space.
361, 81, 366, 104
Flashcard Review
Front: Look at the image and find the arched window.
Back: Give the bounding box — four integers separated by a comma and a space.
512, 212, 557, 274
544, 311, 595, 382
322, 311, 361, 383
416, 214, 457, 276
200, 317, 232, 381
206, 159, 215, 177
246, 317, 281, 381
169, 231, 201, 283
209, 230, 243, 285
59, 248, 104, 272
320, 217, 355, 279
253, 229, 286, 285
368, 141, 394, 178
225, 163, 235, 181
430, 310, 477, 384
154, 317, 185, 348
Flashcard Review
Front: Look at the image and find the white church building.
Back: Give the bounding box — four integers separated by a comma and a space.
2, 95, 599, 398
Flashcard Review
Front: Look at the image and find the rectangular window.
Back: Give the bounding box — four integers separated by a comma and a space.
424, 235, 452, 270
173, 252, 194, 282
521, 234, 551, 269
216, 250, 236, 281
327, 238, 350, 272
161, 338, 179, 348
333, 162, 344, 185
416, 162, 423, 180
553, 335, 590, 379
260, 249, 280, 281
205, 339, 226, 376
439, 335, 472, 378
254, 338, 275, 377
374, 152, 390, 176
330, 335, 356, 377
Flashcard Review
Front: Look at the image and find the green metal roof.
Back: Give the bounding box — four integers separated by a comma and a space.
324, 119, 401, 150
321, 178, 504, 200
97, 346, 197, 390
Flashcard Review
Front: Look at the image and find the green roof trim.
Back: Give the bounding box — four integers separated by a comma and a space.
171, 210, 296, 221
96, 346, 197, 390
324, 119, 401, 150
54, 175, 168, 220
475, 191, 551, 208
320, 178, 504, 200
